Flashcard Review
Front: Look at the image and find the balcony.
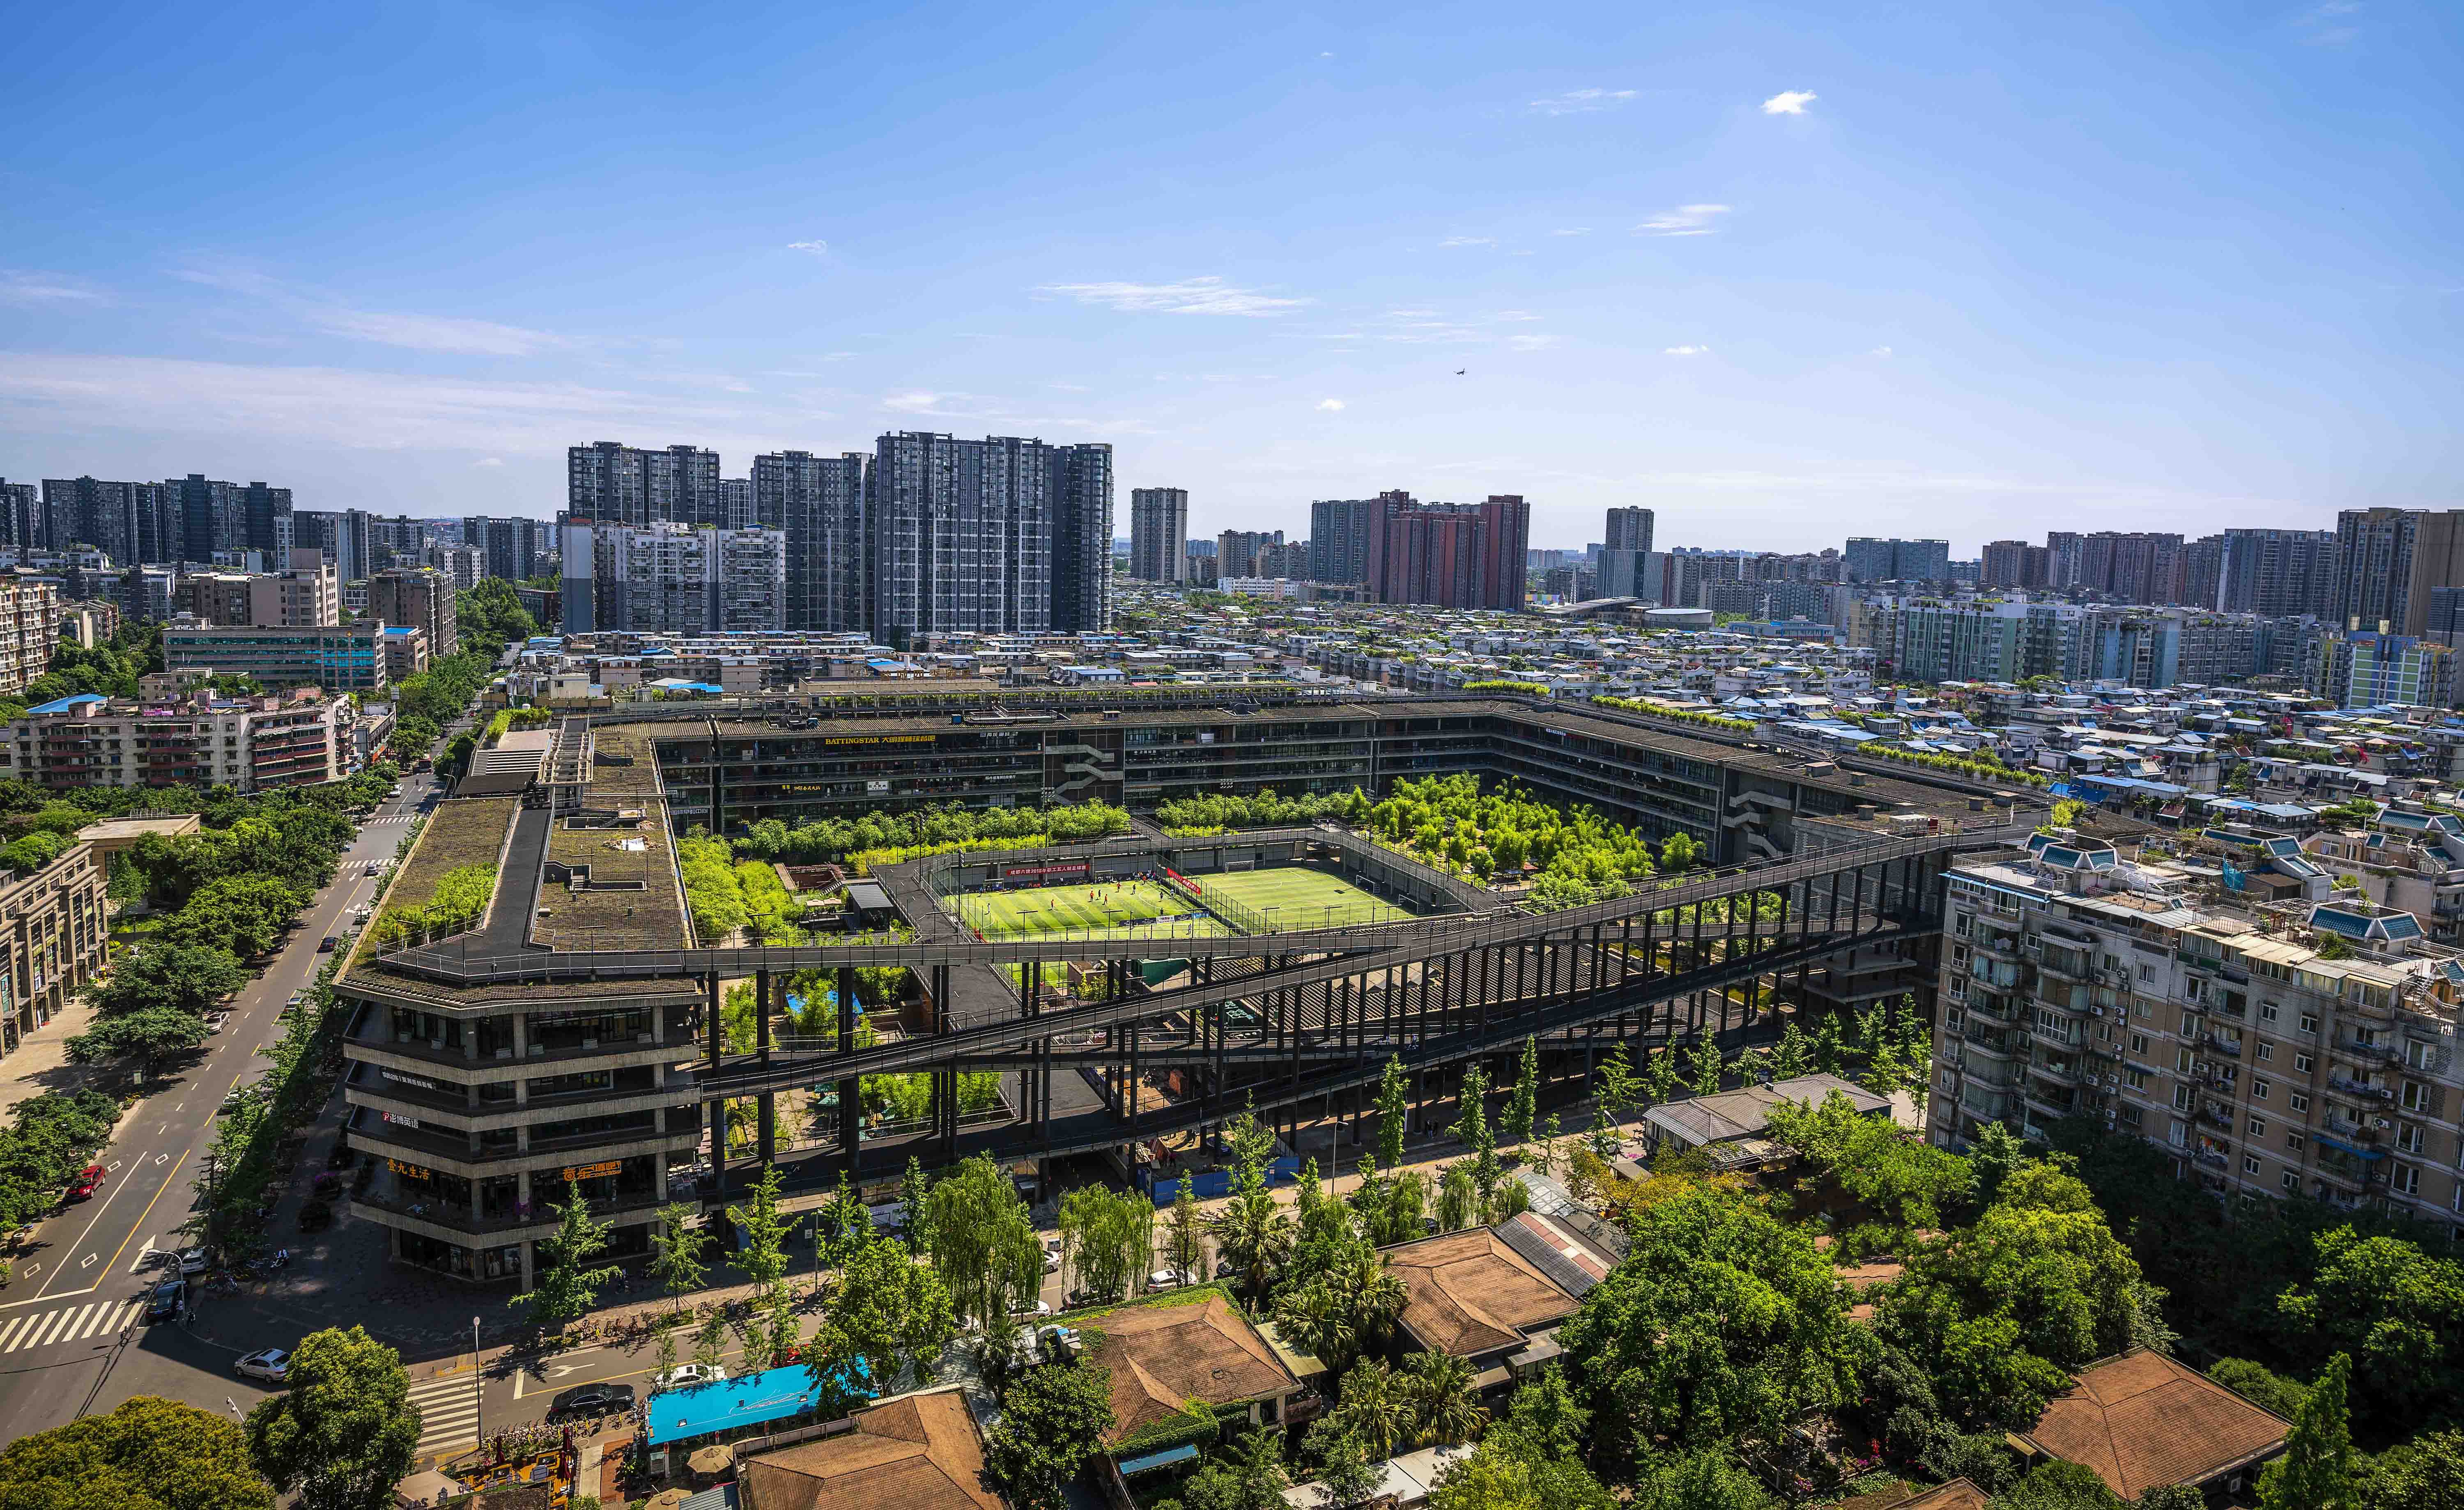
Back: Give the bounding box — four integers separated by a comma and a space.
2334, 1038, 2400, 1066
2199, 1033, 2245, 1058
2327, 1074, 2394, 1102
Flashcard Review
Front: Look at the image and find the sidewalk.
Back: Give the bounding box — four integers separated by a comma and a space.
0, 973, 108, 1110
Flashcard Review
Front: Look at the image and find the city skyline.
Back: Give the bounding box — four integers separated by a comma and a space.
5, 4, 2457, 550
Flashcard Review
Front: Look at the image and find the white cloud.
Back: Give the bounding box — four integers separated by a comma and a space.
2297, 1, 2360, 44
883, 390, 951, 413
1636, 204, 1731, 237
1871, 345, 1894, 356
175, 264, 562, 355
1550, 227, 1591, 236
0, 271, 106, 305
1439, 236, 1495, 248
1319, 50, 1333, 57
1316, 398, 1345, 412
1664, 345, 1710, 356
1506, 333, 1557, 351
308, 308, 563, 357
1491, 310, 1543, 321
1761, 89, 1817, 115
1529, 88, 1637, 116
1036, 276, 1308, 317
475, 457, 504, 468
786, 239, 830, 255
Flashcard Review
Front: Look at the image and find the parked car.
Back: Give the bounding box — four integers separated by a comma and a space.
1145, 1268, 1193, 1292
549, 1382, 637, 1417
175, 1247, 210, 1276
1041, 1244, 1062, 1274
1010, 1299, 1054, 1319
65, 1165, 105, 1201
234, 1348, 290, 1383
284, 991, 308, 1016
317, 936, 341, 952
652, 1363, 727, 1391
145, 1279, 186, 1323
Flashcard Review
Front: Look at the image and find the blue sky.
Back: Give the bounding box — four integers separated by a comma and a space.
2, 1, 2457, 553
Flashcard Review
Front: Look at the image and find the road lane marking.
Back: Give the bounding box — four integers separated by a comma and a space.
26, 1307, 76, 1349
0, 1315, 29, 1349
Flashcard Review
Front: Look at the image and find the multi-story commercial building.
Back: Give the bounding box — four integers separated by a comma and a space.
1366, 493, 1530, 612
1129, 488, 1190, 583
1309, 497, 1382, 586
1604, 506, 1653, 555
175, 549, 340, 629
463, 515, 549, 586
165, 623, 389, 694
0, 482, 38, 555
752, 450, 867, 635
1932, 836, 2464, 1227
567, 442, 723, 528
0, 686, 352, 792
1844, 537, 1951, 585
2333, 508, 2464, 638
368, 568, 459, 659
0, 580, 57, 696
380, 626, 431, 683
2219, 528, 2338, 620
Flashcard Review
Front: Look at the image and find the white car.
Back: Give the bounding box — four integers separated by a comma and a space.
235, 1348, 290, 1383
653, 1363, 727, 1391
1010, 1299, 1054, 1319
1041, 1244, 1062, 1274
1146, 1268, 1193, 1291
176, 1247, 210, 1276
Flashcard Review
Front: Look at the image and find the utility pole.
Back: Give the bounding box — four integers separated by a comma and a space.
471, 1316, 483, 1450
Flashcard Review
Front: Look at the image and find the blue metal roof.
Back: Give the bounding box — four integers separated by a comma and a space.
26, 693, 106, 716
1117, 1444, 1202, 1476
644, 1363, 871, 1446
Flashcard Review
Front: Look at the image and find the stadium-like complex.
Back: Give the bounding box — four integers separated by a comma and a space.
336, 687, 2039, 1286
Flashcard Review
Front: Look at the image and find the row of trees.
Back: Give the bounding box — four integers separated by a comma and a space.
386, 651, 497, 766
1156, 787, 1375, 833
732, 801, 1134, 867
1365, 773, 1695, 909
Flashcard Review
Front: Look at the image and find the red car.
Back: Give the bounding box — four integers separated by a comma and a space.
66, 1165, 104, 1201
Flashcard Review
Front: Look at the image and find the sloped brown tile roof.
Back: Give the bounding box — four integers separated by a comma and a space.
1865, 1479, 1991, 1510
1381, 1228, 1580, 1359
1085, 1294, 1299, 1446
2024, 1349, 2288, 1501
738, 1391, 1002, 1510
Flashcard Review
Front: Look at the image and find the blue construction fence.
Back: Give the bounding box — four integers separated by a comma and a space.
1141, 1158, 1301, 1206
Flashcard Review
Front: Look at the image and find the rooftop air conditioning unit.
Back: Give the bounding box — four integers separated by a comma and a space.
2373, 1117, 2393, 1129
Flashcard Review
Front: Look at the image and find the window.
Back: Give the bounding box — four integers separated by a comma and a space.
2294, 1053, 2313, 1073
2131, 1032, 2150, 1056
1954, 911, 1971, 937
2253, 1079, 2270, 1101
2393, 1164, 2421, 1197
2396, 1123, 2425, 1154
2140, 963, 2157, 982
2168, 1120, 2189, 1148
2282, 1171, 2301, 1191
2261, 1002, 2280, 1024
2299, 1012, 2319, 1037
2173, 1085, 2194, 1111
2177, 1047, 2195, 1073
2244, 1155, 2262, 1175
2403, 1081, 2431, 1113
2289, 1092, 2310, 1113
2248, 1116, 2267, 1136
2287, 1132, 2305, 1152
2409, 1039, 2439, 1071
2257, 1043, 2274, 1063
2126, 1067, 2150, 1091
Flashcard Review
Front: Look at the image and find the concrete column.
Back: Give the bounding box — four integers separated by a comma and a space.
655, 1157, 670, 1202
512, 1015, 529, 1058
519, 1240, 536, 1292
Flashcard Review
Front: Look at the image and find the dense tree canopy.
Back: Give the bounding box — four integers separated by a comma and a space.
0, 1395, 272, 1510
242, 1327, 419, 1510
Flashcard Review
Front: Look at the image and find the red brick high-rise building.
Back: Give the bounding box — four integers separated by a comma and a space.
1366, 492, 1531, 612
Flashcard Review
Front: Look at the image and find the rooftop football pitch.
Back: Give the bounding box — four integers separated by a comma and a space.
951, 867, 1413, 943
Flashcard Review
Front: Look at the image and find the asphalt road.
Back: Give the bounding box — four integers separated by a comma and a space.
0, 765, 446, 1446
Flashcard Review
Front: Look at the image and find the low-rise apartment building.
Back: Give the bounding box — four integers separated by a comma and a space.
1933, 833, 2464, 1235
0, 688, 356, 791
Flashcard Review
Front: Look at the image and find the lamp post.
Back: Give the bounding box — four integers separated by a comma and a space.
471, 1316, 483, 1452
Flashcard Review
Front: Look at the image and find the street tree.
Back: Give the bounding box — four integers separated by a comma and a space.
1689, 1038, 1723, 1098
1643, 1044, 1682, 1109
1165, 1175, 1207, 1278
1208, 1110, 1292, 1299
984, 1357, 1115, 1510
92, 941, 245, 1019
508, 1180, 623, 1331
0, 1395, 272, 1510
727, 1164, 797, 1304
66, 1004, 209, 1083
1404, 1350, 1487, 1447
1502, 1037, 1540, 1149
1438, 1165, 1478, 1232
1376, 1055, 1411, 1169
810, 1223, 957, 1398
648, 1202, 710, 1315
920, 1153, 1045, 1331
1593, 1046, 1639, 1141
1769, 1021, 1813, 1081
1307, 1426, 1384, 1510
243, 1326, 421, 1510
1060, 1183, 1154, 1303
2280, 1231, 2464, 1432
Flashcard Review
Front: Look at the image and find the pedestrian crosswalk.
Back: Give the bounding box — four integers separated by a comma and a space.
0, 1297, 145, 1355
409, 1371, 484, 1457
365, 815, 417, 828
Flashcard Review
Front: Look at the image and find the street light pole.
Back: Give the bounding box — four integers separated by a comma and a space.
471, 1316, 483, 1454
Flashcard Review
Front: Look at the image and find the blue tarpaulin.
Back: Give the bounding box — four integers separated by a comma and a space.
645, 1363, 873, 1446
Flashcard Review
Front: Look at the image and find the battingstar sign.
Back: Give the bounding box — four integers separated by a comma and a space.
1004, 861, 1092, 879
